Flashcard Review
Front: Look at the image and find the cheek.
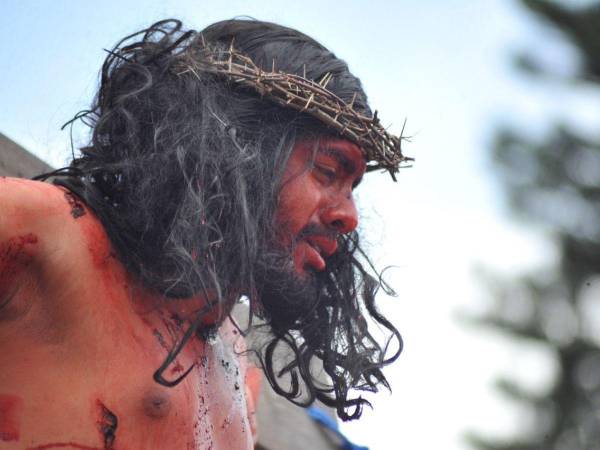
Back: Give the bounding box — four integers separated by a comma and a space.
277, 178, 321, 237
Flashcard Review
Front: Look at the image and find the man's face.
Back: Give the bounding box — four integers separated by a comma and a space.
275, 138, 366, 277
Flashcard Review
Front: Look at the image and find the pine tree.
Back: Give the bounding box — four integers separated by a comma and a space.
468, 1, 600, 449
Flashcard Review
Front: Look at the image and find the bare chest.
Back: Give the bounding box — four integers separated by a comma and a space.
0, 277, 252, 450
0, 189, 253, 449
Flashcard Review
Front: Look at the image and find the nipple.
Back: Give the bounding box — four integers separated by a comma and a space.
142, 389, 172, 419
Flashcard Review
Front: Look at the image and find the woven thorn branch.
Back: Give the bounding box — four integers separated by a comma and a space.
179, 44, 413, 180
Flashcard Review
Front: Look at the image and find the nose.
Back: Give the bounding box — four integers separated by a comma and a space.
321, 195, 359, 234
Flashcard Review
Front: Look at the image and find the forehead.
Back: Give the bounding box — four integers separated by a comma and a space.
290, 138, 366, 170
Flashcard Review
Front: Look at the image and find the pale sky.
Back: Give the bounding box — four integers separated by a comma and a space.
3, 1, 597, 449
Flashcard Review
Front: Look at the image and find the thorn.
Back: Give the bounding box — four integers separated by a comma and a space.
319, 72, 332, 88
302, 93, 315, 111
349, 92, 357, 109
227, 40, 234, 72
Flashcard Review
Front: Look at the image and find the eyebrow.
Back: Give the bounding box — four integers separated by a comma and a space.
318, 146, 365, 188
319, 146, 358, 174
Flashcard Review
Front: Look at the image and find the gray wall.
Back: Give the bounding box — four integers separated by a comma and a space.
0, 132, 52, 178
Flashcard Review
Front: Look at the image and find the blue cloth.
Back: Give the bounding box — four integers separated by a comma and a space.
307, 406, 369, 450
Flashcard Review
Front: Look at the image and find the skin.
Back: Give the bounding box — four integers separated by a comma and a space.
0, 137, 364, 450
276, 138, 366, 276
0, 179, 253, 450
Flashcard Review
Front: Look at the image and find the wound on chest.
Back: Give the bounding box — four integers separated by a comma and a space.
96, 400, 118, 450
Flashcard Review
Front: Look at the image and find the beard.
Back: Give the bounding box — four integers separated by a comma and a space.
255, 223, 337, 333
249, 226, 401, 421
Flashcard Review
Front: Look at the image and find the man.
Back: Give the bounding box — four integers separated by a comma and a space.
0, 19, 408, 449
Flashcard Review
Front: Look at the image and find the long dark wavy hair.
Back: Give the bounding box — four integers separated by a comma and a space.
44, 19, 402, 420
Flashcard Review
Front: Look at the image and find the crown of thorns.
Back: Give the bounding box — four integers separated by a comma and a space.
178, 42, 412, 180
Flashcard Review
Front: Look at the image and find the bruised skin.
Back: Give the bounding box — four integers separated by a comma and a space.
0, 179, 254, 450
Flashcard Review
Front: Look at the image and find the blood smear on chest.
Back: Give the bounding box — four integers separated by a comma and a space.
0, 394, 23, 442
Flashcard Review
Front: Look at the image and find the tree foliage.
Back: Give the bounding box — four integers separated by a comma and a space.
468, 1, 600, 449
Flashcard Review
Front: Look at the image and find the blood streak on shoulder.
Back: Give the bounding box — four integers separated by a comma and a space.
0, 234, 38, 301
0, 394, 23, 442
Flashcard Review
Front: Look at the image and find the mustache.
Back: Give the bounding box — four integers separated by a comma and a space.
295, 223, 338, 242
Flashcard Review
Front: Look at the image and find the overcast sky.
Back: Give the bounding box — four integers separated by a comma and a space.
3, 1, 598, 449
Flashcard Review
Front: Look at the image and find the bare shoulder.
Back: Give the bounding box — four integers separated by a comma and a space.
0, 177, 61, 261
0, 177, 109, 320
0, 177, 88, 259
0, 177, 83, 232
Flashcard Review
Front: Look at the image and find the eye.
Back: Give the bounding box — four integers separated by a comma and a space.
314, 164, 337, 184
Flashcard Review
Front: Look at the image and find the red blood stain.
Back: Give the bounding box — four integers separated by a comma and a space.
80, 222, 113, 270
96, 400, 118, 450
64, 191, 86, 219
171, 361, 184, 374
26, 401, 118, 450
26, 443, 100, 450
153, 328, 168, 350
0, 234, 38, 300
0, 394, 23, 441
78, 217, 128, 309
